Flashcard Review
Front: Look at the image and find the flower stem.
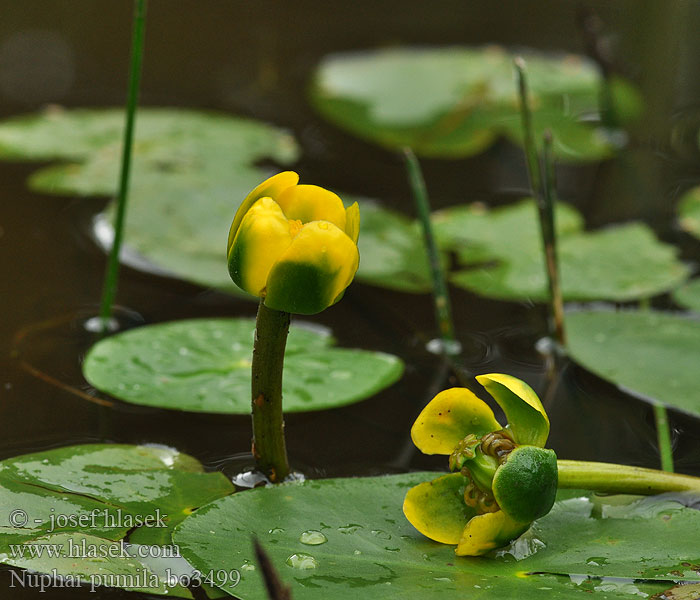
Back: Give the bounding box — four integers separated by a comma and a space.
402, 147, 457, 350
653, 403, 675, 473
557, 459, 696, 494
251, 300, 291, 483
98, 0, 147, 332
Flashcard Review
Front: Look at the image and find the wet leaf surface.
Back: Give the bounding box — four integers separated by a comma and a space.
309, 46, 641, 160
566, 309, 700, 417
173, 472, 699, 599
82, 318, 404, 413
0, 444, 234, 598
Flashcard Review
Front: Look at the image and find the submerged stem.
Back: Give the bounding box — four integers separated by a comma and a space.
403, 147, 457, 350
251, 301, 291, 482
557, 459, 696, 494
98, 0, 147, 332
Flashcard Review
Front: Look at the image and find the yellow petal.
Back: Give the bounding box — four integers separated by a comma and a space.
456, 510, 530, 556
227, 171, 299, 254
411, 388, 501, 455
276, 184, 347, 230
475, 374, 550, 447
227, 198, 293, 296
403, 473, 476, 545
345, 202, 360, 244
264, 221, 359, 314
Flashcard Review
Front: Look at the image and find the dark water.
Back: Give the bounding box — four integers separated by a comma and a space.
2, 1, 700, 598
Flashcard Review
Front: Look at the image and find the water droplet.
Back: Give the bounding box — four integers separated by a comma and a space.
384, 546, 400, 552
338, 524, 363, 534
178, 347, 190, 356
371, 529, 391, 540
586, 556, 608, 567
286, 553, 318, 570
240, 560, 256, 572
268, 527, 285, 534
434, 577, 452, 582
353, 550, 362, 555
299, 530, 327, 545
318, 222, 329, 230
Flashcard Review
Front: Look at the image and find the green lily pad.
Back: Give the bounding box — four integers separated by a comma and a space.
0, 107, 439, 295
0, 444, 235, 598
352, 199, 435, 292
310, 46, 641, 161
0, 107, 299, 296
82, 318, 404, 413
435, 200, 689, 302
566, 309, 700, 417
674, 278, 700, 313
173, 472, 698, 599
679, 186, 700, 240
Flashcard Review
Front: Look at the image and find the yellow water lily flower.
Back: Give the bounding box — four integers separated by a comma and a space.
227, 172, 360, 315
403, 374, 558, 556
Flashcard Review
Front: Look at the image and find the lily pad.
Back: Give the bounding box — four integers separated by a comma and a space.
566, 309, 700, 417
679, 186, 700, 240
674, 278, 700, 313
0, 107, 440, 295
173, 472, 698, 599
352, 199, 436, 292
0, 107, 299, 295
82, 318, 404, 413
310, 46, 641, 161
0, 444, 235, 598
435, 200, 689, 302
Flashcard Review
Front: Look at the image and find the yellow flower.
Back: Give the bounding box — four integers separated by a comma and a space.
227, 172, 360, 315
403, 374, 558, 556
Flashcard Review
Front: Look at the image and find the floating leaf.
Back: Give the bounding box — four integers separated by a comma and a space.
352, 199, 436, 292
679, 186, 700, 240
674, 279, 700, 313
82, 318, 403, 413
435, 200, 688, 301
566, 309, 700, 417
0, 107, 439, 295
0, 444, 234, 598
433, 198, 583, 265
310, 46, 640, 161
0, 107, 299, 296
173, 472, 697, 599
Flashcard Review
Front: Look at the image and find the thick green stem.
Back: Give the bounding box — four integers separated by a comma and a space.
251, 301, 291, 483
653, 403, 675, 473
402, 147, 457, 349
557, 460, 697, 495
98, 0, 147, 332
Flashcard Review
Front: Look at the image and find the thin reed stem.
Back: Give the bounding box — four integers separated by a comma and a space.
98, 0, 147, 331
